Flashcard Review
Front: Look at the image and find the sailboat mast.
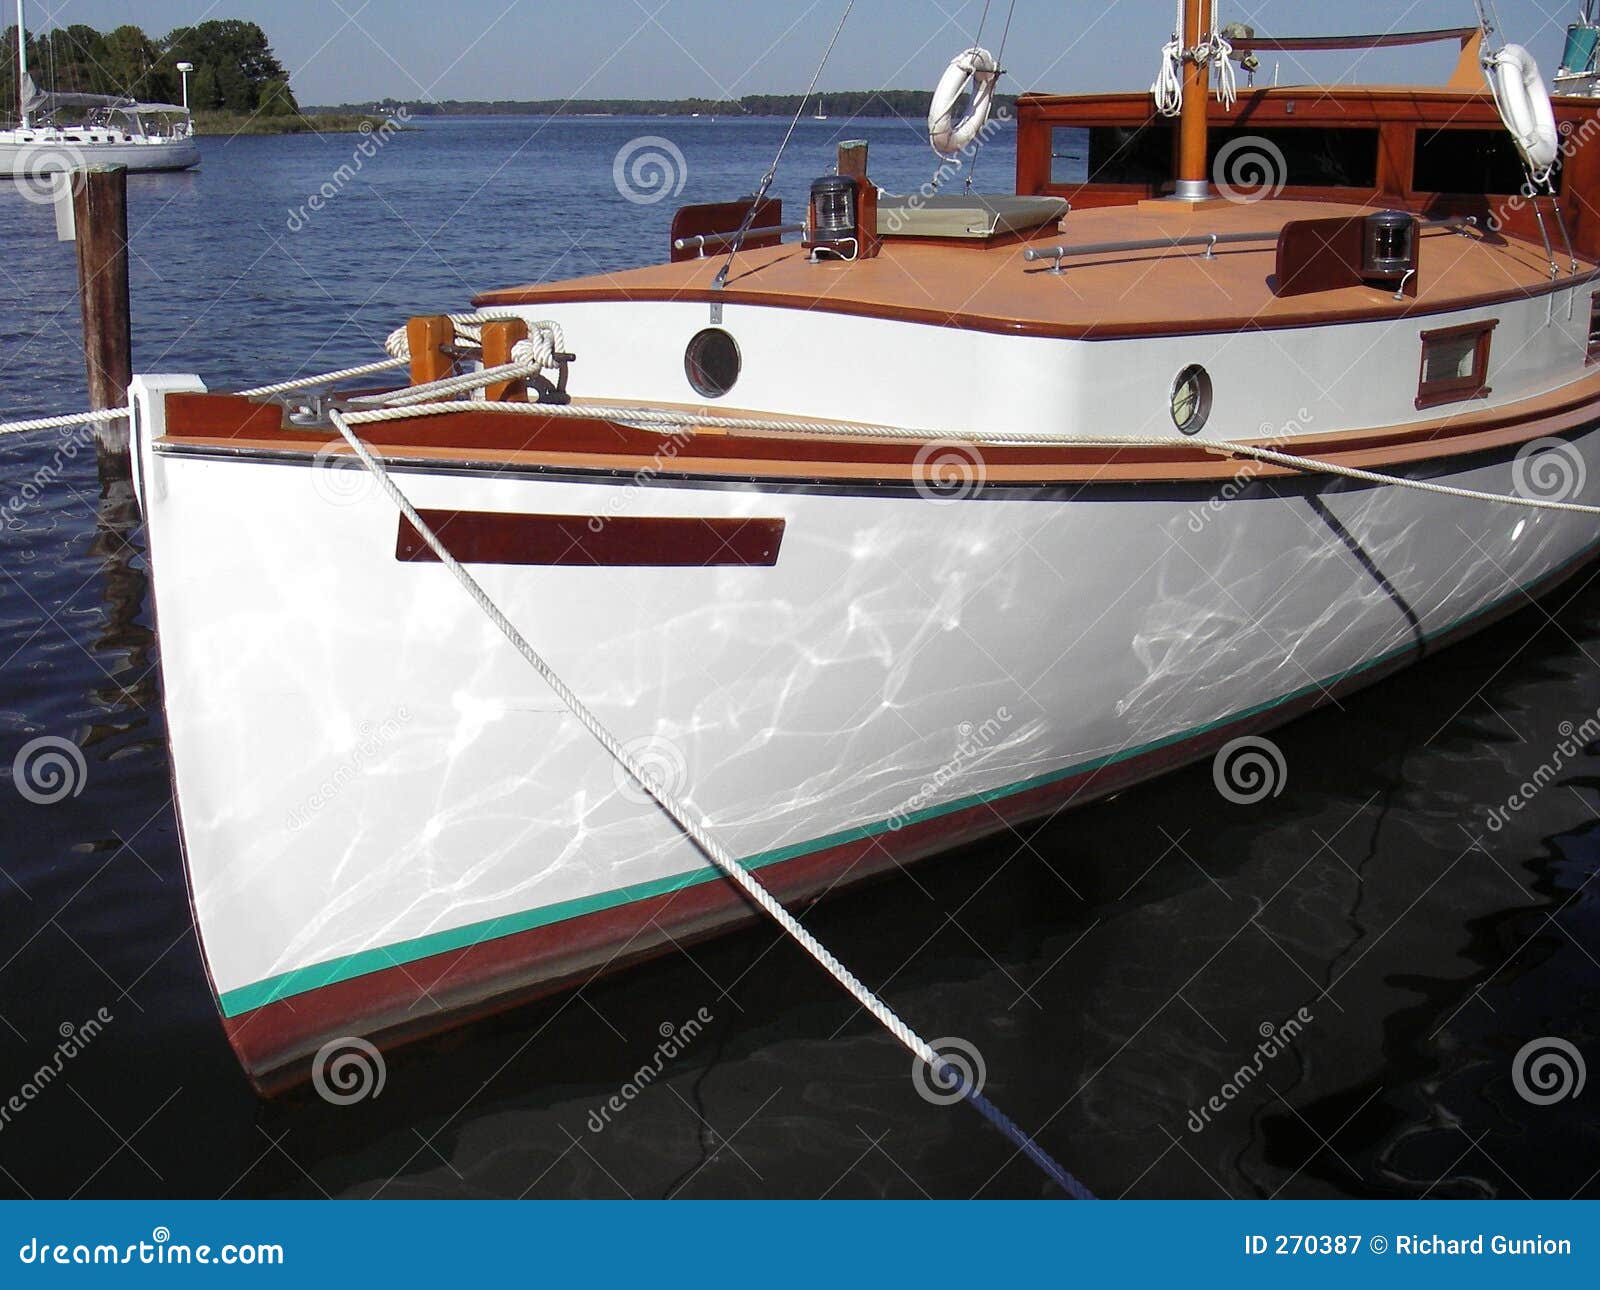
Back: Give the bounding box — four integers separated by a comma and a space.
1174, 0, 1212, 200
14, 0, 28, 129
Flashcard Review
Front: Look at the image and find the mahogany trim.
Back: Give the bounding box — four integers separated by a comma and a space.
1012, 87, 1600, 263
395, 509, 785, 567
158, 364, 1600, 489
669, 197, 783, 264
1415, 318, 1496, 411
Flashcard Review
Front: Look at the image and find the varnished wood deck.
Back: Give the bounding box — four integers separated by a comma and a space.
475, 199, 1594, 340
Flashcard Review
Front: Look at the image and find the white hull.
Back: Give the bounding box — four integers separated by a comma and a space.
0, 133, 199, 176
131, 369, 1600, 1075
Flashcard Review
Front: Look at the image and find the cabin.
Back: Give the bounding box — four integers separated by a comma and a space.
1012, 27, 1600, 261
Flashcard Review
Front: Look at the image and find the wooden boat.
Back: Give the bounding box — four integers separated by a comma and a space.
130, 8, 1600, 1092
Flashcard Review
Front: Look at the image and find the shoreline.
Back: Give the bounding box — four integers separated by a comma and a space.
194, 112, 394, 136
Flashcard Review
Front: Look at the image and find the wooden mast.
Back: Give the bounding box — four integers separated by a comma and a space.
1173, 0, 1212, 201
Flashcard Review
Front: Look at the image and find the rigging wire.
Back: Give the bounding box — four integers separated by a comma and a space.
964, 0, 1017, 193
711, 0, 855, 293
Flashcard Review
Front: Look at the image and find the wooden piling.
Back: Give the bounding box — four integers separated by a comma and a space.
72, 165, 133, 454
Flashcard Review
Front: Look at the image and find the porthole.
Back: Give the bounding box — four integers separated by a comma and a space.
685, 328, 741, 399
1170, 364, 1213, 435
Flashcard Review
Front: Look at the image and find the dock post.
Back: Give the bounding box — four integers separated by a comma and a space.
71, 164, 133, 457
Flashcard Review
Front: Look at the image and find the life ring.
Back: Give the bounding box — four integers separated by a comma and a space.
928, 46, 999, 159
1491, 43, 1560, 175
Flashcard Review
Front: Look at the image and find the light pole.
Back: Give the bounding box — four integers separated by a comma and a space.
176, 61, 194, 113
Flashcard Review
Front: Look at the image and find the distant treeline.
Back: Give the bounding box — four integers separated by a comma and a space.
309, 90, 1020, 119
2, 19, 297, 116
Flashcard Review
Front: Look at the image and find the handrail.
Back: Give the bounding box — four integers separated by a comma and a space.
1022, 217, 1477, 276
1023, 230, 1278, 273
673, 222, 806, 256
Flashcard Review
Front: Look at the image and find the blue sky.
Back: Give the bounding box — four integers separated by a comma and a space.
15, 1, 1582, 104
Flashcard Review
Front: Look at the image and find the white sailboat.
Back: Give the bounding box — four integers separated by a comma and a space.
1, 0, 199, 180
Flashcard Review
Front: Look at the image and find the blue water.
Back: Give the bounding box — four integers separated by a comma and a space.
0, 116, 1595, 1199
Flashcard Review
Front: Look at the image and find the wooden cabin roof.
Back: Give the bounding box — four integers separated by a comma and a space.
476, 198, 1592, 341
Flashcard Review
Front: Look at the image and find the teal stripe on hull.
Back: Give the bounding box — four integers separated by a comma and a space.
216, 539, 1600, 1018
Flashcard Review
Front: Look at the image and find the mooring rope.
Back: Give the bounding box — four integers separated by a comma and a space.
239, 357, 410, 399
8, 366, 1600, 522
326, 406, 1093, 1198
0, 406, 127, 437
1206, 438, 1600, 516
338, 396, 1068, 444
333, 396, 1600, 518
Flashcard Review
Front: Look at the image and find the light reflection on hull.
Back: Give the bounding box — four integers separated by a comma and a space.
134, 394, 1600, 1087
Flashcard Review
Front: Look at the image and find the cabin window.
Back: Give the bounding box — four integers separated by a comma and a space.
1416, 321, 1496, 410
685, 328, 741, 399
1209, 127, 1378, 190
1050, 126, 1089, 185
1076, 124, 1172, 186
1588, 295, 1600, 364
1170, 365, 1213, 434
1053, 124, 1378, 190
1412, 128, 1550, 196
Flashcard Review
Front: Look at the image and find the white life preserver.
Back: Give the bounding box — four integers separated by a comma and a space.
928, 46, 999, 158
1491, 43, 1560, 175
